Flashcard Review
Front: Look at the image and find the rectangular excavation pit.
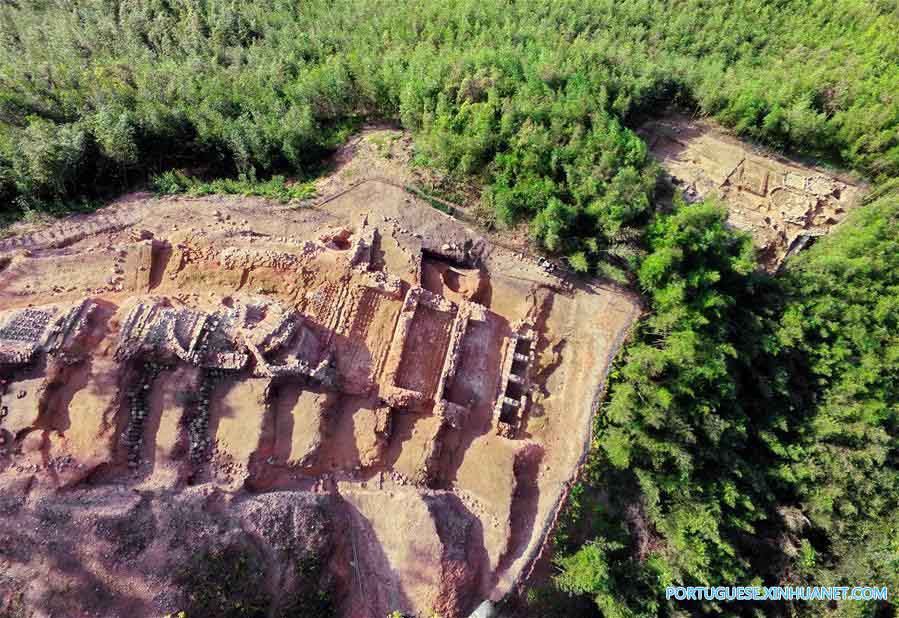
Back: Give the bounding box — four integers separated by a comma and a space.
491, 332, 535, 437
336, 288, 403, 393
737, 161, 772, 196
499, 401, 519, 425
443, 317, 503, 412
511, 358, 528, 376
504, 379, 526, 401
514, 337, 532, 356
395, 304, 454, 399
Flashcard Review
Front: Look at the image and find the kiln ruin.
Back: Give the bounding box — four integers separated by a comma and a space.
0, 180, 639, 617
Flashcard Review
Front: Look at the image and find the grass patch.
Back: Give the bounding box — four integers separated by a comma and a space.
0, 197, 105, 238
174, 541, 270, 618
366, 130, 402, 158
153, 171, 316, 204
275, 555, 336, 618
403, 184, 457, 217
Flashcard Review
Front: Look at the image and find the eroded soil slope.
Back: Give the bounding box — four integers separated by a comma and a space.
0, 173, 639, 617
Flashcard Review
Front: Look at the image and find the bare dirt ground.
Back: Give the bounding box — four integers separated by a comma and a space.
0, 132, 640, 618
639, 114, 865, 270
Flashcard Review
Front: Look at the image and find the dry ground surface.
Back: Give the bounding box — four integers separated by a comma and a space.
639, 114, 865, 269
0, 132, 640, 618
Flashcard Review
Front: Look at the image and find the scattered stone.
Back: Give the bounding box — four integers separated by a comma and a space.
130, 229, 154, 241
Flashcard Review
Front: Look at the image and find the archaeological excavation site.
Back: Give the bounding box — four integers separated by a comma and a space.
0, 171, 639, 617
640, 115, 864, 270
1, 0, 895, 614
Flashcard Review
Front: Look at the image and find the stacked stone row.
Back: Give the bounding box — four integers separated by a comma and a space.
187, 316, 221, 364
187, 368, 226, 463
122, 361, 167, 468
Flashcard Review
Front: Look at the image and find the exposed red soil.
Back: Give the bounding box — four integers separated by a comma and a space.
0, 133, 640, 618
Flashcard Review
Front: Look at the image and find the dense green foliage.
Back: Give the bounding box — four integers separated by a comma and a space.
0, 2, 897, 617
175, 542, 271, 618
152, 170, 316, 203
1, 0, 897, 258
777, 192, 899, 601
552, 192, 899, 617
553, 201, 794, 617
